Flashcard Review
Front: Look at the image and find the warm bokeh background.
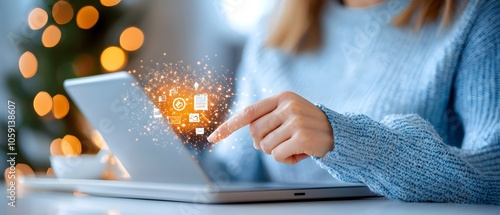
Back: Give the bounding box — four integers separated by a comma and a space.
0, 0, 273, 180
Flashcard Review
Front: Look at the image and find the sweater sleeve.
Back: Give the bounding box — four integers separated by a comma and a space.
313, 1, 500, 204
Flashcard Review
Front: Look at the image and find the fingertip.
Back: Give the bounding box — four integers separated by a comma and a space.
253, 143, 261, 150
207, 131, 218, 143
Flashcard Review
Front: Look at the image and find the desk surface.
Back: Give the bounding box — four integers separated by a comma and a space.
5, 190, 500, 215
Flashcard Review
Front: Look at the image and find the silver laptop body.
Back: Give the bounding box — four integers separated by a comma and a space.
55, 72, 375, 203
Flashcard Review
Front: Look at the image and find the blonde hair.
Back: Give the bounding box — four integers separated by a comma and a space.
267, 0, 460, 53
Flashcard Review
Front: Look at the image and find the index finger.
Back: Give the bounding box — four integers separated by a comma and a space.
207, 96, 279, 143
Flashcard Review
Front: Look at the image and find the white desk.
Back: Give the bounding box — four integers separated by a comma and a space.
5, 190, 500, 215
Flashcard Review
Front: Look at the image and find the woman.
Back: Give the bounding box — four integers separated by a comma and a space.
208, 0, 499, 204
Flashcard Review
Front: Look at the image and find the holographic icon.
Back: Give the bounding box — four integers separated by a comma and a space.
195, 128, 204, 135
167, 116, 181, 124
169, 87, 178, 96
189, 113, 200, 122
173, 98, 187, 111
194, 82, 199, 91
194, 94, 208, 111
153, 108, 162, 118
158, 95, 167, 103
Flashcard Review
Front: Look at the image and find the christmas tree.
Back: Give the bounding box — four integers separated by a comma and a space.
3, 0, 145, 176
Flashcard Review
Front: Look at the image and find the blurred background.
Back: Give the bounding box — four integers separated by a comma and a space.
0, 0, 274, 179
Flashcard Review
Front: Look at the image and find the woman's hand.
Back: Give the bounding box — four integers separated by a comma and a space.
208, 91, 334, 164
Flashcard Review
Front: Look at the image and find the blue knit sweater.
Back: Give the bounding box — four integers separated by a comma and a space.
213, 0, 500, 204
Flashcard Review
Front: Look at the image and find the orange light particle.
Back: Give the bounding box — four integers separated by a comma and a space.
52, 94, 70, 119
42, 25, 62, 48
46, 168, 54, 176
19, 51, 38, 78
91, 130, 106, 149
61, 135, 82, 156
50, 138, 64, 155
16, 163, 35, 177
4, 168, 11, 182
76, 6, 99, 29
100, 46, 127, 72
72, 54, 95, 77
28, 8, 48, 30
52, 1, 74, 25
100, 0, 121, 7
33, 91, 53, 116
120, 27, 144, 51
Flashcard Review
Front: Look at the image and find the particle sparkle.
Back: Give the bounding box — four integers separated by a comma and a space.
119, 55, 235, 153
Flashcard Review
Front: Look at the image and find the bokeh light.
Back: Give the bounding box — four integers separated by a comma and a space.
91, 130, 107, 149
61, 135, 82, 156
4, 168, 12, 182
33, 91, 53, 116
100, 0, 121, 7
76, 6, 99, 29
72, 54, 95, 76
120, 27, 144, 51
42, 25, 62, 48
46, 168, 54, 176
100, 46, 127, 72
16, 163, 35, 177
50, 138, 64, 155
52, 94, 70, 119
19, 51, 38, 78
52, 1, 74, 25
4, 164, 35, 184
28, 8, 48, 30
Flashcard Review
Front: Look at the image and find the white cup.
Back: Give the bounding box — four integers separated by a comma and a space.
50, 150, 109, 180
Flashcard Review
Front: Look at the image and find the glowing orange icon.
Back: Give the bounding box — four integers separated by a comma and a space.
172, 98, 186, 111
167, 116, 181, 124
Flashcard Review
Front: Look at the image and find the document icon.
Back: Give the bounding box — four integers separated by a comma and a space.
153, 108, 162, 118
195, 128, 204, 135
167, 116, 181, 124
194, 94, 208, 111
189, 113, 200, 122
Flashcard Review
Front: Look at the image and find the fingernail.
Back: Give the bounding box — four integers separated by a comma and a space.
253, 139, 261, 150
207, 132, 217, 143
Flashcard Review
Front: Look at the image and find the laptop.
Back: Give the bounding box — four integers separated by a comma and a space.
23, 72, 376, 203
